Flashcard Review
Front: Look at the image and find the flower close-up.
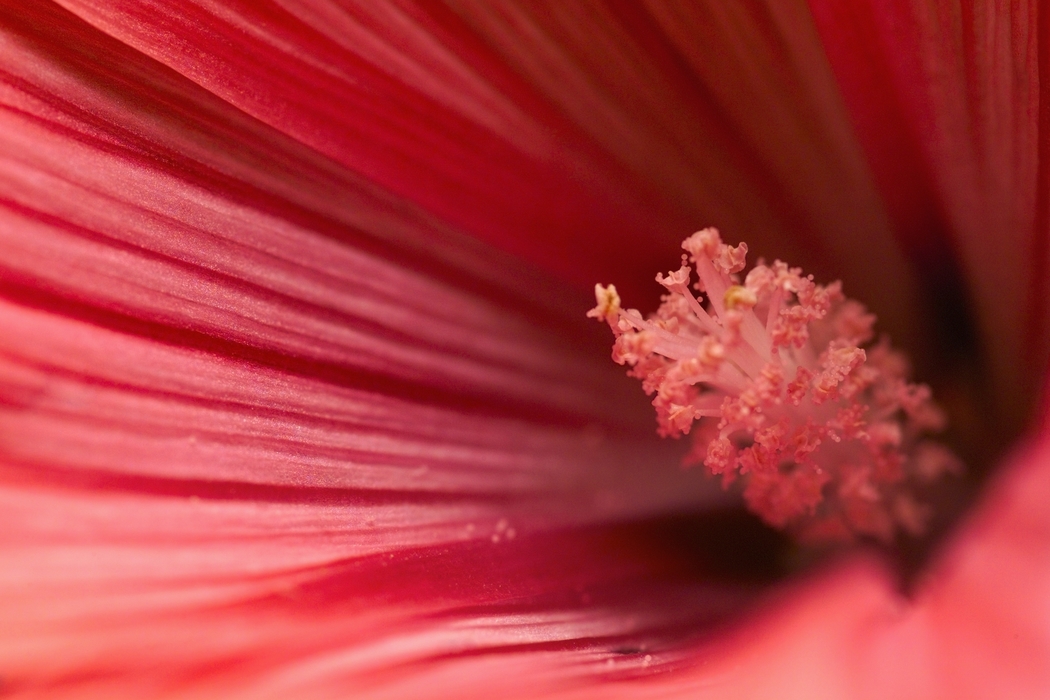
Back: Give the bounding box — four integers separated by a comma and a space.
1, 1, 1048, 699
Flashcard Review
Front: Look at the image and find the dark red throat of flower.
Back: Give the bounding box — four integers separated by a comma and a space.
589, 228, 960, 544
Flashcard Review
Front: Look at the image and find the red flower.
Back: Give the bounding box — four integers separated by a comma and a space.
0, 2, 1046, 698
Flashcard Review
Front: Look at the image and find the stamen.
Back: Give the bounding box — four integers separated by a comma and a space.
589, 228, 959, 543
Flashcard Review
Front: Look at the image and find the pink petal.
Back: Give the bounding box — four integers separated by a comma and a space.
808, 0, 1049, 433
57, 0, 928, 346
608, 397, 1050, 700
370, 392, 1050, 700
0, 6, 736, 694
1, 2, 1046, 698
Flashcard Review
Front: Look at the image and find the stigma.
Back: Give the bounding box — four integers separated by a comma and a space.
589, 228, 958, 543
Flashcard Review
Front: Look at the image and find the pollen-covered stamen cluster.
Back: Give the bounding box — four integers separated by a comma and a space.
588, 228, 959, 543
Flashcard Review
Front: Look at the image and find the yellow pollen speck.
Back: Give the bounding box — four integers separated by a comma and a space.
587, 283, 621, 323
724, 285, 757, 310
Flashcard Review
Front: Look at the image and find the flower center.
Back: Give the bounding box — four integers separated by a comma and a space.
589, 228, 959, 543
